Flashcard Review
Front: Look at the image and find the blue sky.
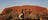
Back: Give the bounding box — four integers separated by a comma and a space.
0, 0, 48, 13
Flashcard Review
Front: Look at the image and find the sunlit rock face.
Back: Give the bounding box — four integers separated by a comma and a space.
0, 5, 47, 20
1, 5, 47, 15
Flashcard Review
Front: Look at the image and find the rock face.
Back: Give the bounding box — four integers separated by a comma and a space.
0, 5, 47, 20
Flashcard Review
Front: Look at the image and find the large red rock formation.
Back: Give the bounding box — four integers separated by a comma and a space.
0, 5, 47, 20
1, 5, 47, 15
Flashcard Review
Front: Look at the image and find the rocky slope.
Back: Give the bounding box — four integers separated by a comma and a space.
0, 5, 47, 20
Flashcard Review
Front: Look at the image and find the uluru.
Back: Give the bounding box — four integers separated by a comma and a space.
0, 5, 47, 20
